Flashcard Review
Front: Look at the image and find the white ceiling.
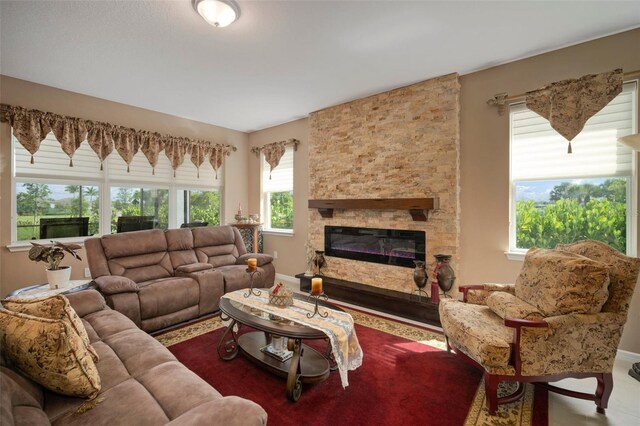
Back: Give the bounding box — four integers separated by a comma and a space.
1, 1, 639, 133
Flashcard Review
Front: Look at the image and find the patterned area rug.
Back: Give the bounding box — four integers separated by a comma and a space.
155, 308, 545, 426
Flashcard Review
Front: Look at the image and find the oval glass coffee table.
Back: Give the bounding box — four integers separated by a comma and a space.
218, 293, 341, 402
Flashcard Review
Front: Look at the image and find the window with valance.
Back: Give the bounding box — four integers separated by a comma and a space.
2, 104, 235, 242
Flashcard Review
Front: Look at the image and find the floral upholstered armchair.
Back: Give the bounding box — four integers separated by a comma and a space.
439, 240, 640, 415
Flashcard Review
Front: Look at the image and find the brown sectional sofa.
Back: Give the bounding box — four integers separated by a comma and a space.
85, 226, 274, 332
1, 289, 267, 425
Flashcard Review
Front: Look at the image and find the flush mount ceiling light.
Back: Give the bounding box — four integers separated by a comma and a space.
193, 0, 240, 27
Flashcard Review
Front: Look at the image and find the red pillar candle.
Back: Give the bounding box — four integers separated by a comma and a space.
311, 277, 323, 295
247, 258, 257, 271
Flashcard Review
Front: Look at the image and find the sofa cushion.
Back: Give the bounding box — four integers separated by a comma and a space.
101, 229, 167, 259
485, 292, 544, 321
193, 226, 242, 267
438, 299, 513, 368
107, 251, 173, 283
515, 248, 610, 317
2, 295, 98, 362
556, 240, 640, 313
166, 229, 199, 270
0, 309, 101, 398
1, 368, 50, 426
165, 228, 194, 252
137, 277, 200, 320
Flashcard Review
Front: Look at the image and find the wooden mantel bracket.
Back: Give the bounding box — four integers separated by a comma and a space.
308, 198, 439, 221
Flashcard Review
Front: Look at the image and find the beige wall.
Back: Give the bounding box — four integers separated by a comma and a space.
0, 75, 249, 296
247, 119, 309, 276
459, 29, 640, 353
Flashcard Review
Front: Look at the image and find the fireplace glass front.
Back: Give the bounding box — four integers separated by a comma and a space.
324, 226, 425, 268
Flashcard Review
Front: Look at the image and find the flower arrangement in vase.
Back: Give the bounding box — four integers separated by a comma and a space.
28, 241, 82, 289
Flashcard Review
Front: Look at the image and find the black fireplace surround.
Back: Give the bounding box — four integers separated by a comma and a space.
324, 226, 425, 268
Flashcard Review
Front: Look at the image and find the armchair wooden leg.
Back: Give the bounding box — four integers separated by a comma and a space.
445, 336, 451, 353
595, 373, 613, 414
484, 372, 499, 415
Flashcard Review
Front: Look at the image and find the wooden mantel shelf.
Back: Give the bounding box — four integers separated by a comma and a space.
308, 198, 439, 221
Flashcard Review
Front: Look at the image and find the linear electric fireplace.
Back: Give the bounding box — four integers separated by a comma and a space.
325, 226, 425, 268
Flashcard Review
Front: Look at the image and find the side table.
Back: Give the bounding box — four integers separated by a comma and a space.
231, 223, 263, 253
5, 280, 94, 300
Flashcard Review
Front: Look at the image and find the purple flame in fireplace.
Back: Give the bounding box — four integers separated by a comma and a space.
325, 226, 425, 268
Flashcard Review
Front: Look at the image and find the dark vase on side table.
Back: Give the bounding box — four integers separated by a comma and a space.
412, 260, 428, 301
431, 254, 455, 304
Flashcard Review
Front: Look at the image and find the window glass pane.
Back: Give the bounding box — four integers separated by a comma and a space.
268, 191, 293, 230
177, 189, 220, 227
16, 183, 99, 241
110, 187, 169, 233
515, 178, 627, 252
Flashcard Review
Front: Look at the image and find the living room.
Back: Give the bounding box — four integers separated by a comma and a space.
1, 1, 639, 425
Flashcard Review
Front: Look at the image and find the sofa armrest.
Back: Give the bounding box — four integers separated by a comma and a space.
236, 253, 274, 267
64, 289, 108, 317
166, 397, 267, 426
93, 276, 139, 295
460, 283, 515, 304
513, 312, 626, 376
176, 263, 214, 274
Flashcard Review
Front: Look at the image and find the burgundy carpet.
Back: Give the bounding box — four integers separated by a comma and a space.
166, 319, 547, 426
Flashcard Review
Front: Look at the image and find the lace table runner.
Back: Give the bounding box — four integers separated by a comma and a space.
222, 290, 363, 388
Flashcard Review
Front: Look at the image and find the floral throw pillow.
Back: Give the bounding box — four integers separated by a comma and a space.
2, 295, 98, 362
515, 248, 610, 317
0, 308, 101, 399
486, 291, 545, 321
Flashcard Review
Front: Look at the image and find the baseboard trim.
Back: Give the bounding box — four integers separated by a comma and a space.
617, 348, 640, 363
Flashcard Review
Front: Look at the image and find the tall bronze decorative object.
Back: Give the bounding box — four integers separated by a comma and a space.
431, 254, 455, 304
412, 260, 428, 301
313, 250, 326, 275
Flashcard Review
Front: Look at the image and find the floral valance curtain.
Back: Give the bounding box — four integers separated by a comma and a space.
251, 138, 299, 179
0, 104, 236, 177
525, 68, 623, 153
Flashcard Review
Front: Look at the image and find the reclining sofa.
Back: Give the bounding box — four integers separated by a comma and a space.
85, 226, 274, 332
1, 290, 267, 425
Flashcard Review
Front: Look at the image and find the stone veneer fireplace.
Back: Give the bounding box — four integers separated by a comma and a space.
308, 73, 460, 293
325, 226, 425, 268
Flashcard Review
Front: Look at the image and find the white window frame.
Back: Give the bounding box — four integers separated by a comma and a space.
507, 80, 638, 260
260, 147, 294, 235
175, 186, 223, 227
9, 134, 224, 250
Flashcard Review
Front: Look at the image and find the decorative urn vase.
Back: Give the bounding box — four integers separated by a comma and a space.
413, 260, 428, 289
313, 250, 326, 275
434, 254, 455, 294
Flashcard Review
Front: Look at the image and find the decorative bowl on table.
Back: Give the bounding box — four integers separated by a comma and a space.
268, 283, 293, 307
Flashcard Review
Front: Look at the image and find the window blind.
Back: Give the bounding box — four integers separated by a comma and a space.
15, 134, 104, 180
262, 146, 293, 193
511, 81, 636, 181
15, 133, 222, 189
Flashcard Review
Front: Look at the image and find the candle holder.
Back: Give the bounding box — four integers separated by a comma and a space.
306, 292, 329, 319
244, 269, 261, 298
